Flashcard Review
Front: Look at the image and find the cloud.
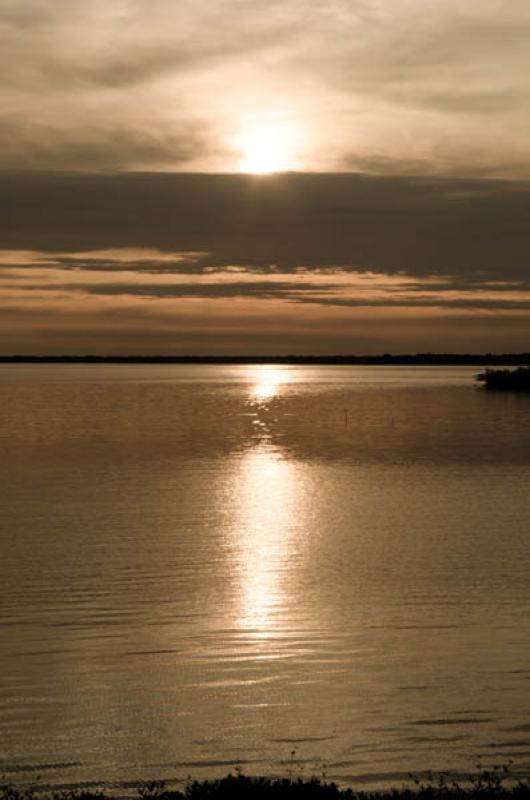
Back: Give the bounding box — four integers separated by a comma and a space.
2, 172, 530, 280
0, 119, 212, 172
3, 170, 530, 353
3, 245, 530, 313
0, 0, 300, 89
3, 1, 530, 173
39, 283, 530, 311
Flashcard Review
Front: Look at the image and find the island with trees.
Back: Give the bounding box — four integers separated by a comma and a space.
477, 366, 530, 392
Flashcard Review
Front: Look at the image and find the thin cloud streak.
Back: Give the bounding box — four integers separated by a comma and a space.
3, 249, 530, 311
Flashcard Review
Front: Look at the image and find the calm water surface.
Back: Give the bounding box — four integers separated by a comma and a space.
1, 365, 530, 790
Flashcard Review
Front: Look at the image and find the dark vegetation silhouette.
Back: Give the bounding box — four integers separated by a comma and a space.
477, 366, 530, 391
3, 766, 530, 800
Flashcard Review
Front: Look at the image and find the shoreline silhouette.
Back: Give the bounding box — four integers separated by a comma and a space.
2, 353, 530, 366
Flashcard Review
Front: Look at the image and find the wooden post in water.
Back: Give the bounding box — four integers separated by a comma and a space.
344, 408, 349, 427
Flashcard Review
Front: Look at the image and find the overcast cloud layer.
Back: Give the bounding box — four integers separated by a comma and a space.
3, 0, 530, 174
2, 172, 530, 354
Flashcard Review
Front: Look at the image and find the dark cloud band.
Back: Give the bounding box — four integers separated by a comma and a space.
2, 172, 530, 281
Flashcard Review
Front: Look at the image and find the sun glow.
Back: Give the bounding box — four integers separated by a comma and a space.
238, 122, 299, 174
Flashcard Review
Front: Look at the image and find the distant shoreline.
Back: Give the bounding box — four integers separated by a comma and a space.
2, 354, 530, 366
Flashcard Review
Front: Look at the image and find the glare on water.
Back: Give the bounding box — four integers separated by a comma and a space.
236, 365, 300, 636
248, 365, 288, 401
233, 450, 298, 636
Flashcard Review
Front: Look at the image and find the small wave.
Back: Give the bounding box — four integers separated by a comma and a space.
272, 735, 336, 744
0, 762, 81, 774
410, 718, 494, 726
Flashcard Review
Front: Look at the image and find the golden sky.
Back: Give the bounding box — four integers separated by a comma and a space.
2, 1, 530, 353
3, 0, 530, 175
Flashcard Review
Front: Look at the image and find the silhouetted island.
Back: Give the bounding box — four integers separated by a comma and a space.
2, 353, 530, 366
477, 366, 530, 392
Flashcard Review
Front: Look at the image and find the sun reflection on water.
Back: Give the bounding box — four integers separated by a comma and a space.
225, 365, 310, 648
249, 365, 287, 402
234, 449, 300, 637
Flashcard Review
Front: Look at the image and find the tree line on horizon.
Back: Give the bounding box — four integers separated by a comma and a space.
1, 353, 530, 366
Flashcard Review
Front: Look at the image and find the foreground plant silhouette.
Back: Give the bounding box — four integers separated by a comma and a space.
2, 766, 530, 800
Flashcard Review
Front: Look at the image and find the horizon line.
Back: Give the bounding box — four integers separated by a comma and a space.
2, 353, 530, 365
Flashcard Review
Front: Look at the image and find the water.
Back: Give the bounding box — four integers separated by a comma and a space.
1, 364, 530, 790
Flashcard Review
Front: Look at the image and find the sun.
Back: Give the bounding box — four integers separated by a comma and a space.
238, 121, 298, 174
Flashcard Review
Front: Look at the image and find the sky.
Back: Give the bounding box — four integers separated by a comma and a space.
2, 0, 530, 354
